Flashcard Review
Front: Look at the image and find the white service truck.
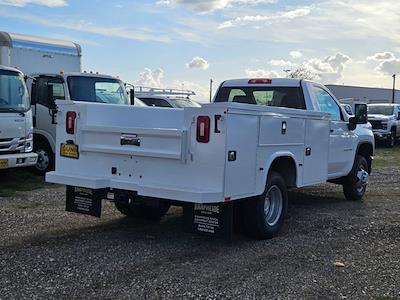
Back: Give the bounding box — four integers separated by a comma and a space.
0, 65, 37, 170
46, 78, 374, 239
0, 32, 131, 173
368, 103, 400, 147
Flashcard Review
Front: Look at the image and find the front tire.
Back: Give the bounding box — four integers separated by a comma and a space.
343, 155, 369, 201
385, 130, 396, 148
33, 140, 55, 175
244, 172, 288, 239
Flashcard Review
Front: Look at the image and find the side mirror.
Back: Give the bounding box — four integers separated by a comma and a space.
130, 88, 135, 105
348, 104, 368, 130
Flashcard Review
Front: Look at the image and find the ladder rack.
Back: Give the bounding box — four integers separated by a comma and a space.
126, 84, 196, 98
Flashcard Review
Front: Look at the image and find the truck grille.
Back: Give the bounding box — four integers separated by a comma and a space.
0, 137, 25, 153
370, 120, 383, 130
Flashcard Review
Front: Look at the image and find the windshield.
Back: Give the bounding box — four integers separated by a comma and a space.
368, 105, 394, 116
67, 76, 129, 105
0, 70, 30, 112
173, 98, 201, 108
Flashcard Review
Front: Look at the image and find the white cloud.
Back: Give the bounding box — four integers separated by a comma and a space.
269, 59, 295, 67
218, 7, 311, 29
0, 9, 170, 43
173, 80, 210, 102
245, 69, 280, 78
376, 59, 400, 76
302, 53, 351, 83
0, 0, 66, 7
367, 52, 396, 61
187, 56, 210, 69
158, 0, 276, 13
289, 51, 303, 59
136, 68, 164, 87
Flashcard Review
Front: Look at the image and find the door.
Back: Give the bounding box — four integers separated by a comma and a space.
32, 76, 66, 149
312, 85, 357, 178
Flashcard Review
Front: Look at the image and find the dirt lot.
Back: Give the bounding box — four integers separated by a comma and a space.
0, 147, 399, 300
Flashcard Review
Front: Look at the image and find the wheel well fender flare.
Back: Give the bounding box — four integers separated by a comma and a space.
263, 152, 299, 188
356, 142, 374, 173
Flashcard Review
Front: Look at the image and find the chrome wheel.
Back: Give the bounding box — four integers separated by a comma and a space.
35, 149, 50, 172
264, 185, 283, 227
356, 166, 369, 194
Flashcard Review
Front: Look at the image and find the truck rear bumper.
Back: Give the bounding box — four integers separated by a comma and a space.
0, 153, 38, 169
46, 172, 224, 204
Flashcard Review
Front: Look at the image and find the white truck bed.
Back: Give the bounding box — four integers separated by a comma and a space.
47, 101, 330, 204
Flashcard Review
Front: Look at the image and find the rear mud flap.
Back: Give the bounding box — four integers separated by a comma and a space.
66, 186, 108, 218
183, 202, 233, 239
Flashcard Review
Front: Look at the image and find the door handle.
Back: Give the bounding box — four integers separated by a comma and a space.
120, 134, 141, 146
214, 115, 222, 133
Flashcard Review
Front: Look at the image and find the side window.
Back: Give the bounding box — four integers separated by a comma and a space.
139, 98, 172, 108
51, 83, 65, 100
313, 87, 341, 121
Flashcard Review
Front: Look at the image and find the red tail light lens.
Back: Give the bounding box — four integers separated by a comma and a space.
196, 116, 210, 143
248, 78, 272, 84
66, 111, 77, 134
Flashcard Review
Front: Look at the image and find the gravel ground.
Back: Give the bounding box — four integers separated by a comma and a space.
0, 168, 399, 299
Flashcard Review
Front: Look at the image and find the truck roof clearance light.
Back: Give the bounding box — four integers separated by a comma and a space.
196, 116, 210, 143
66, 111, 77, 135
248, 79, 272, 84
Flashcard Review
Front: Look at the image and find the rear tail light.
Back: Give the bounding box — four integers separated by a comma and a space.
196, 116, 210, 143
248, 78, 272, 84
66, 111, 77, 134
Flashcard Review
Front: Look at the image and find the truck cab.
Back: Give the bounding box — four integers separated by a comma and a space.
26, 72, 130, 173
368, 103, 400, 147
0, 66, 37, 169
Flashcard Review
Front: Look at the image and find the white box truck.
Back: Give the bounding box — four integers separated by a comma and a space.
46, 78, 374, 239
0, 65, 37, 169
0, 32, 132, 174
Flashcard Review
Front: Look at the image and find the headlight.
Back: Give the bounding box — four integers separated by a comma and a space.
382, 123, 388, 130
24, 133, 33, 152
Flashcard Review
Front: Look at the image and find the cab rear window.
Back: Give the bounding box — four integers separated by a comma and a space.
214, 87, 306, 110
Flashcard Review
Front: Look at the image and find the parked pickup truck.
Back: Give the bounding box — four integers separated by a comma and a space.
368, 103, 400, 147
46, 78, 374, 239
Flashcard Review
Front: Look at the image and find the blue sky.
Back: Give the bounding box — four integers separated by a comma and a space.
0, 0, 399, 101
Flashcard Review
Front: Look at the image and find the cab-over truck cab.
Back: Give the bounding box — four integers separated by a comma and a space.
0, 66, 37, 170
47, 78, 374, 240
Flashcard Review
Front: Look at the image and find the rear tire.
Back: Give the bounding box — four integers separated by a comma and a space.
244, 172, 288, 239
115, 196, 170, 221
343, 155, 369, 201
33, 140, 54, 175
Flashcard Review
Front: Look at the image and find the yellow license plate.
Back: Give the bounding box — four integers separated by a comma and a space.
60, 143, 79, 159
0, 159, 8, 169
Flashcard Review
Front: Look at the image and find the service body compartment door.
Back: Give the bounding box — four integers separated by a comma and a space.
302, 118, 330, 185
224, 113, 258, 198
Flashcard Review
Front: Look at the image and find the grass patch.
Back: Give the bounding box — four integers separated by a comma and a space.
373, 146, 400, 170
0, 169, 48, 197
